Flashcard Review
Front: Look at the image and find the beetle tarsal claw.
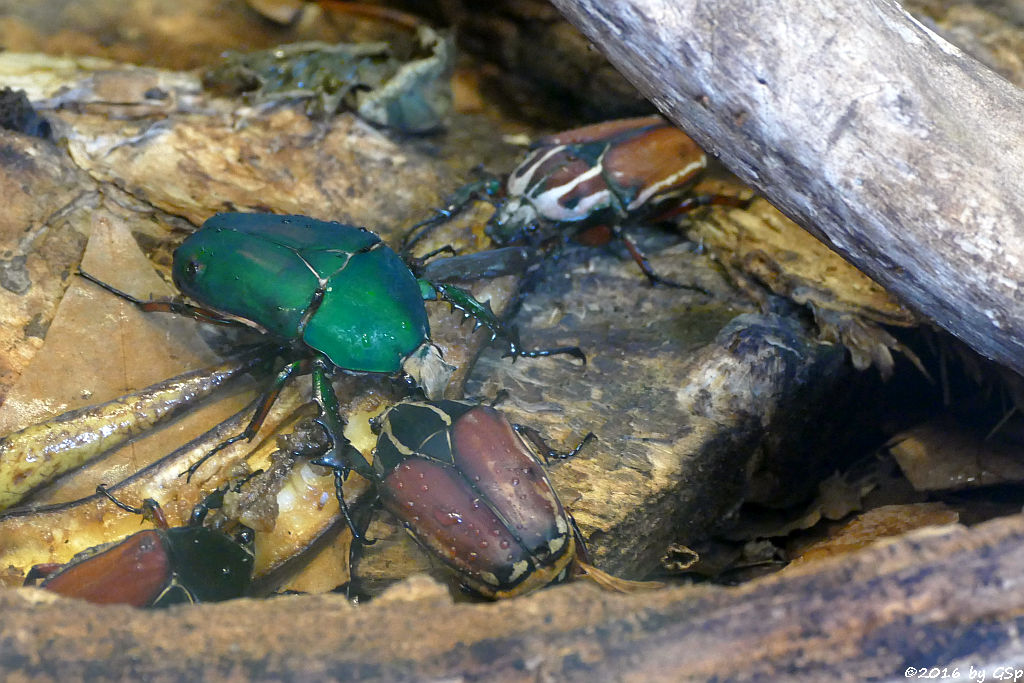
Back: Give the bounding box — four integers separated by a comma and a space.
401, 342, 455, 400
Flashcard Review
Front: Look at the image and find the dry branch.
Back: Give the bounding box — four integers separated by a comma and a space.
551, 0, 1024, 375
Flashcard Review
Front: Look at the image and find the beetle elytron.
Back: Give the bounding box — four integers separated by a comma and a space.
317, 398, 592, 597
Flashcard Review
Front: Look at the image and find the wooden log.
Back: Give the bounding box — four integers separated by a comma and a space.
5, 511, 1024, 680
549, 0, 1024, 376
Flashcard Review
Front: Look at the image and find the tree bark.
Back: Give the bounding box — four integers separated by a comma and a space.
6, 513, 1024, 681
550, 0, 1024, 375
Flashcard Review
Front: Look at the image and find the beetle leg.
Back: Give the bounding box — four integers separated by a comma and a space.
348, 516, 376, 588
514, 426, 595, 464
187, 469, 263, 527
78, 270, 253, 329
418, 246, 537, 283
23, 563, 63, 585
183, 359, 303, 481
327, 466, 376, 546
425, 281, 587, 363
312, 431, 376, 546
341, 490, 382, 598
307, 359, 377, 545
611, 225, 709, 292
401, 176, 503, 253
416, 245, 458, 262
654, 192, 753, 221
403, 244, 458, 278
308, 359, 373, 478
567, 514, 592, 565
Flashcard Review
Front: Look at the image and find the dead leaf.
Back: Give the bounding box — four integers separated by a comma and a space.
787, 503, 960, 567
888, 417, 1024, 492
0, 210, 255, 505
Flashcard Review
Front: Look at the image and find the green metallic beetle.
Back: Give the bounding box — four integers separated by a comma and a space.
80, 213, 581, 506
175, 213, 433, 375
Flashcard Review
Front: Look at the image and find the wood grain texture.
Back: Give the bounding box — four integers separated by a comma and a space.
550, 0, 1024, 375
5, 512, 1024, 681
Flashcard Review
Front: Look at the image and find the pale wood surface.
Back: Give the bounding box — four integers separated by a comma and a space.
552, 0, 1024, 376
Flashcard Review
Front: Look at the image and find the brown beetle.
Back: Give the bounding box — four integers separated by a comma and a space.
320, 399, 659, 598
405, 115, 749, 287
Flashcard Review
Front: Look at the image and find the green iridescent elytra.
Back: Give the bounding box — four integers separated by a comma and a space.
173, 213, 430, 374
78, 211, 581, 487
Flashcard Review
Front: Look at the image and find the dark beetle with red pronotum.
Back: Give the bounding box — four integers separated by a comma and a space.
24, 485, 253, 607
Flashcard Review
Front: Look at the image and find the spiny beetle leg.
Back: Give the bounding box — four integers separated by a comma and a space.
426, 281, 587, 363
78, 270, 251, 329
402, 176, 503, 252
308, 359, 376, 545
655, 192, 754, 222
612, 226, 709, 293
514, 426, 595, 464
188, 469, 264, 527
96, 484, 168, 528
183, 359, 303, 481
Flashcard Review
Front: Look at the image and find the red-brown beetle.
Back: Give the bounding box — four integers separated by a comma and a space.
404, 115, 749, 287
23, 485, 254, 607
317, 399, 655, 598
373, 400, 585, 597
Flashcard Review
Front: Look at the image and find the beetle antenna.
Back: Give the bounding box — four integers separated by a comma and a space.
96, 485, 169, 529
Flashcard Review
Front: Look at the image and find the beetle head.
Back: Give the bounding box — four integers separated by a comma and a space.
171, 242, 209, 297
487, 197, 538, 245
